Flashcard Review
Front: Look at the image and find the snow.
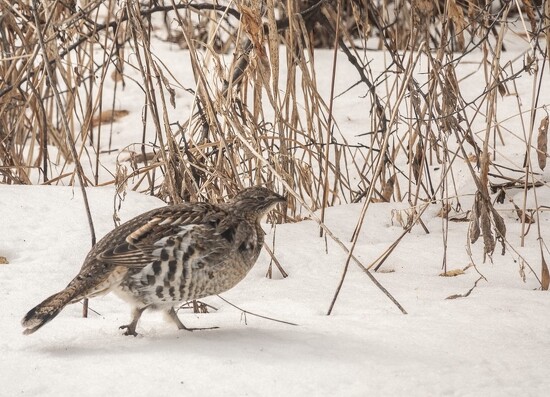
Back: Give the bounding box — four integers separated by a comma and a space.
1, 183, 549, 396
1, 18, 550, 397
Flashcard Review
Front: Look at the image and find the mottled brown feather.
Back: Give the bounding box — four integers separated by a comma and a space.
22, 186, 285, 335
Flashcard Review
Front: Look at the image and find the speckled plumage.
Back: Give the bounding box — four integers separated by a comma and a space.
22, 186, 285, 335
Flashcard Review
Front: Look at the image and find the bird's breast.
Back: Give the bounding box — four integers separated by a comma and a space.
114, 218, 266, 307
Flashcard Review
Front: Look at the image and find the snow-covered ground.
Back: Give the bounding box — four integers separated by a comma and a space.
1, 183, 549, 396
1, 14, 550, 397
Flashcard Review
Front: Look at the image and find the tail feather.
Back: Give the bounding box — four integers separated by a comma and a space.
22, 264, 128, 335
21, 289, 75, 335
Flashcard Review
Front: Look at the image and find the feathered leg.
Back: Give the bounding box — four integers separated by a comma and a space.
119, 306, 147, 336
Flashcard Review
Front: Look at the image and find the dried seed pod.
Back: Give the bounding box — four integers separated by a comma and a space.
542, 256, 549, 291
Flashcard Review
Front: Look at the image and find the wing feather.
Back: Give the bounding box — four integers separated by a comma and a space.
92, 202, 231, 268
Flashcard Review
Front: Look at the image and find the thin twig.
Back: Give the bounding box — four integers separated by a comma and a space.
217, 295, 298, 327
445, 276, 486, 300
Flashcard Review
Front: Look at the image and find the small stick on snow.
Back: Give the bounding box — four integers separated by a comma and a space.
217, 295, 298, 327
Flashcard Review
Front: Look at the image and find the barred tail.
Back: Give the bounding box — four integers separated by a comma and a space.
21, 289, 76, 335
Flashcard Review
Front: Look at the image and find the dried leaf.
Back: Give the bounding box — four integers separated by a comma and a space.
492, 206, 507, 236
158, 69, 176, 108
413, 0, 434, 25
521, 0, 538, 34
542, 255, 549, 291
125, 151, 155, 164
491, 206, 506, 255
111, 69, 124, 82
448, 211, 470, 222
391, 208, 414, 229
497, 80, 507, 97
412, 141, 423, 183
537, 115, 548, 170
466, 153, 478, 163
479, 151, 492, 187
381, 174, 396, 202
512, 202, 535, 224
495, 188, 506, 204
470, 189, 506, 258
265, 0, 279, 96
409, 81, 421, 115
448, 0, 466, 49
238, 3, 272, 99
443, 65, 459, 113
519, 260, 526, 283
350, 1, 369, 37
440, 269, 465, 277
480, 201, 495, 258
91, 109, 129, 127
239, 4, 264, 51
436, 203, 452, 218
469, 193, 481, 244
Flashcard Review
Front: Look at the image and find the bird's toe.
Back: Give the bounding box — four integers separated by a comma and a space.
119, 324, 138, 337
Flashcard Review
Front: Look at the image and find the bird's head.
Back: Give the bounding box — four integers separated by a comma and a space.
230, 186, 286, 217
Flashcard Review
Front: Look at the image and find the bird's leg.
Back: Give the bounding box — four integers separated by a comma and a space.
119, 306, 147, 336
166, 307, 218, 332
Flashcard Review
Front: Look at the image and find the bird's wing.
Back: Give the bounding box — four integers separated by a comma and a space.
94, 203, 231, 268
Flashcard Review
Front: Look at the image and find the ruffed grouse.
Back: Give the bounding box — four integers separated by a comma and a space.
22, 186, 285, 335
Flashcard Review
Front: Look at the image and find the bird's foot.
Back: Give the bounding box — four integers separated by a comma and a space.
120, 307, 146, 336
166, 307, 218, 332
119, 324, 138, 337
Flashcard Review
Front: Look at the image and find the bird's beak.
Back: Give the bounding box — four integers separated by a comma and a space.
273, 192, 287, 203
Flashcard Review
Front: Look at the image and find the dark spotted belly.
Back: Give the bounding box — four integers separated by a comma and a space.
114, 221, 263, 307
117, 256, 252, 306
